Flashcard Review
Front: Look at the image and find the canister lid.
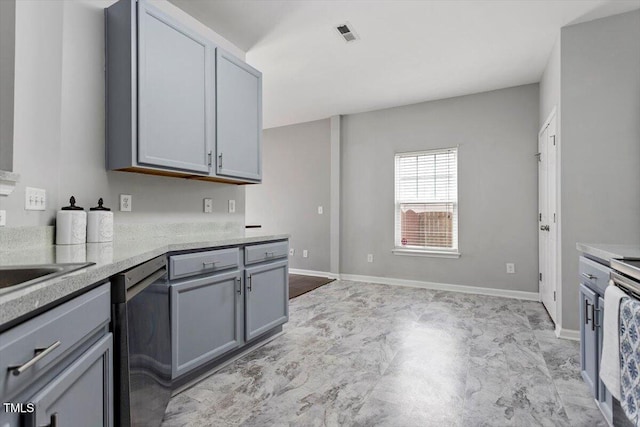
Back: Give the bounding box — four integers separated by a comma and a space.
61, 196, 84, 211
90, 198, 111, 211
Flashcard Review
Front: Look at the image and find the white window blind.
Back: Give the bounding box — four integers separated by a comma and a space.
394, 148, 458, 252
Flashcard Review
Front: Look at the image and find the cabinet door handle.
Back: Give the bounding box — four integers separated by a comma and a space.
584, 300, 591, 326
8, 341, 61, 376
248, 275, 252, 292
48, 413, 59, 427
207, 151, 212, 167
218, 153, 223, 169
594, 307, 602, 328
590, 304, 596, 331
236, 277, 242, 295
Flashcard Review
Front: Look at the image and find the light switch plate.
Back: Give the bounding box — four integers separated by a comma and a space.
25, 187, 46, 211
0, 210, 6, 226
228, 199, 236, 213
289, 248, 295, 256
506, 263, 515, 274
203, 198, 213, 213
120, 194, 132, 212
317, 206, 323, 215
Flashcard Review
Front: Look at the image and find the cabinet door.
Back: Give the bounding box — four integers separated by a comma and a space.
580, 283, 598, 398
171, 270, 243, 378
137, 0, 213, 173
245, 260, 288, 341
27, 334, 113, 427
597, 295, 613, 424
216, 50, 262, 181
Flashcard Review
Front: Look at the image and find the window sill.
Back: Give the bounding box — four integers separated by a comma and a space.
392, 248, 461, 259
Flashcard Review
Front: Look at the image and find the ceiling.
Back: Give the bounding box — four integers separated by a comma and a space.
169, 0, 640, 129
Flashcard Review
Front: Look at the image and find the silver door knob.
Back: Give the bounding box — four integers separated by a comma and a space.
540, 225, 550, 231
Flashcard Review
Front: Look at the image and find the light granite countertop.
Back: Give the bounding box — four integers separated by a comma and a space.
576, 243, 640, 264
0, 229, 289, 329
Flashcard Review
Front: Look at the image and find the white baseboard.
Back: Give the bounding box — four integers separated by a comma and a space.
555, 325, 580, 341
338, 273, 539, 301
289, 268, 339, 279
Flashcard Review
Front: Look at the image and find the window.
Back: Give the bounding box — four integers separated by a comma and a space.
394, 148, 458, 256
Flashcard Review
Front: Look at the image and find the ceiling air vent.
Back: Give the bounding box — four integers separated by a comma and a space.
336, 23, 358, 43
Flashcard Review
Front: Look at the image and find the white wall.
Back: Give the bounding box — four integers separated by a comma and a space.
246, 119, 331, 271
559, 10, 640, 331
341, 84, 540, 292
0, 0, 245, 228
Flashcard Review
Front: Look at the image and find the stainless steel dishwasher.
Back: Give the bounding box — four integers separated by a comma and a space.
112, 255, 170, 427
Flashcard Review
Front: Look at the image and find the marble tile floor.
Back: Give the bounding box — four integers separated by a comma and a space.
162, 280, 606, 426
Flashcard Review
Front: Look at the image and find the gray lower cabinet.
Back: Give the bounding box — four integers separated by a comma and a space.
580, 283, 599, 397
171, 270, 243, 378
597, 295, 613, 422
216, 50, 262, 182
0, 283, 112, 427
26, 334, 113, 427
245, 260, 289, 341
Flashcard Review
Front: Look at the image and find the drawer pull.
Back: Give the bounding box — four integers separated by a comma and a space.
265, 251, 275, 258
581, 272, 596, 280
202, 261, 218, 267
8, 340, 61, 376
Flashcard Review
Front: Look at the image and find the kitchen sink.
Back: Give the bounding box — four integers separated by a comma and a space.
0, 263, 95, 292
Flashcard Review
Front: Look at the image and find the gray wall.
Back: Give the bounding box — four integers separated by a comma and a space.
560, 10, 640, 331
246, 119, 331, 271
539, 37, 560, 128
0, 0, 244, 229
0, 0, 15, 172
341, 84, 540, 292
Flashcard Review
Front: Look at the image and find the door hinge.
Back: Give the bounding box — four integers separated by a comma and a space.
539, 273, 542, 281
539, 213, 542, 222
553, 213, 556, 223
553, 291, 556, 301
552, 135, 556, 146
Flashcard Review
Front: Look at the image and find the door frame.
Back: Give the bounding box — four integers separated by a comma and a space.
538, 106, 560, 326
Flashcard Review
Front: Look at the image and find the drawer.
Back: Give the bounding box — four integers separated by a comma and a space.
579, 256, 610, 295
170, 248, 239, 280
244, 241, 289, 265
0, 283, 110, 399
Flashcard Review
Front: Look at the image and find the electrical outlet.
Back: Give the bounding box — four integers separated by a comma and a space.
367, 254, 374, 263
0, 210, 6, 226
228, 199, 236, 213
120, 194, 132, 212
289, 248, 295, 256
203, 198, 213, 213
506, 263, 515, 274
303, 250, 308, 258
25, 187, 46, 211
317, 206, 323, 215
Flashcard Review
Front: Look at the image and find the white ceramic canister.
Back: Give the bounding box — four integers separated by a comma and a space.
87, 198, 114, 243
56, 196, 87, 245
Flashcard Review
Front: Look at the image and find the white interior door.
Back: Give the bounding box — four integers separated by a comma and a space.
539, 113, 558, 322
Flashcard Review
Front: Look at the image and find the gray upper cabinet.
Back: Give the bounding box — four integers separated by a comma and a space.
105, 0, 262, 184
137, 1, 213, 173
216, 50, 262, 181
